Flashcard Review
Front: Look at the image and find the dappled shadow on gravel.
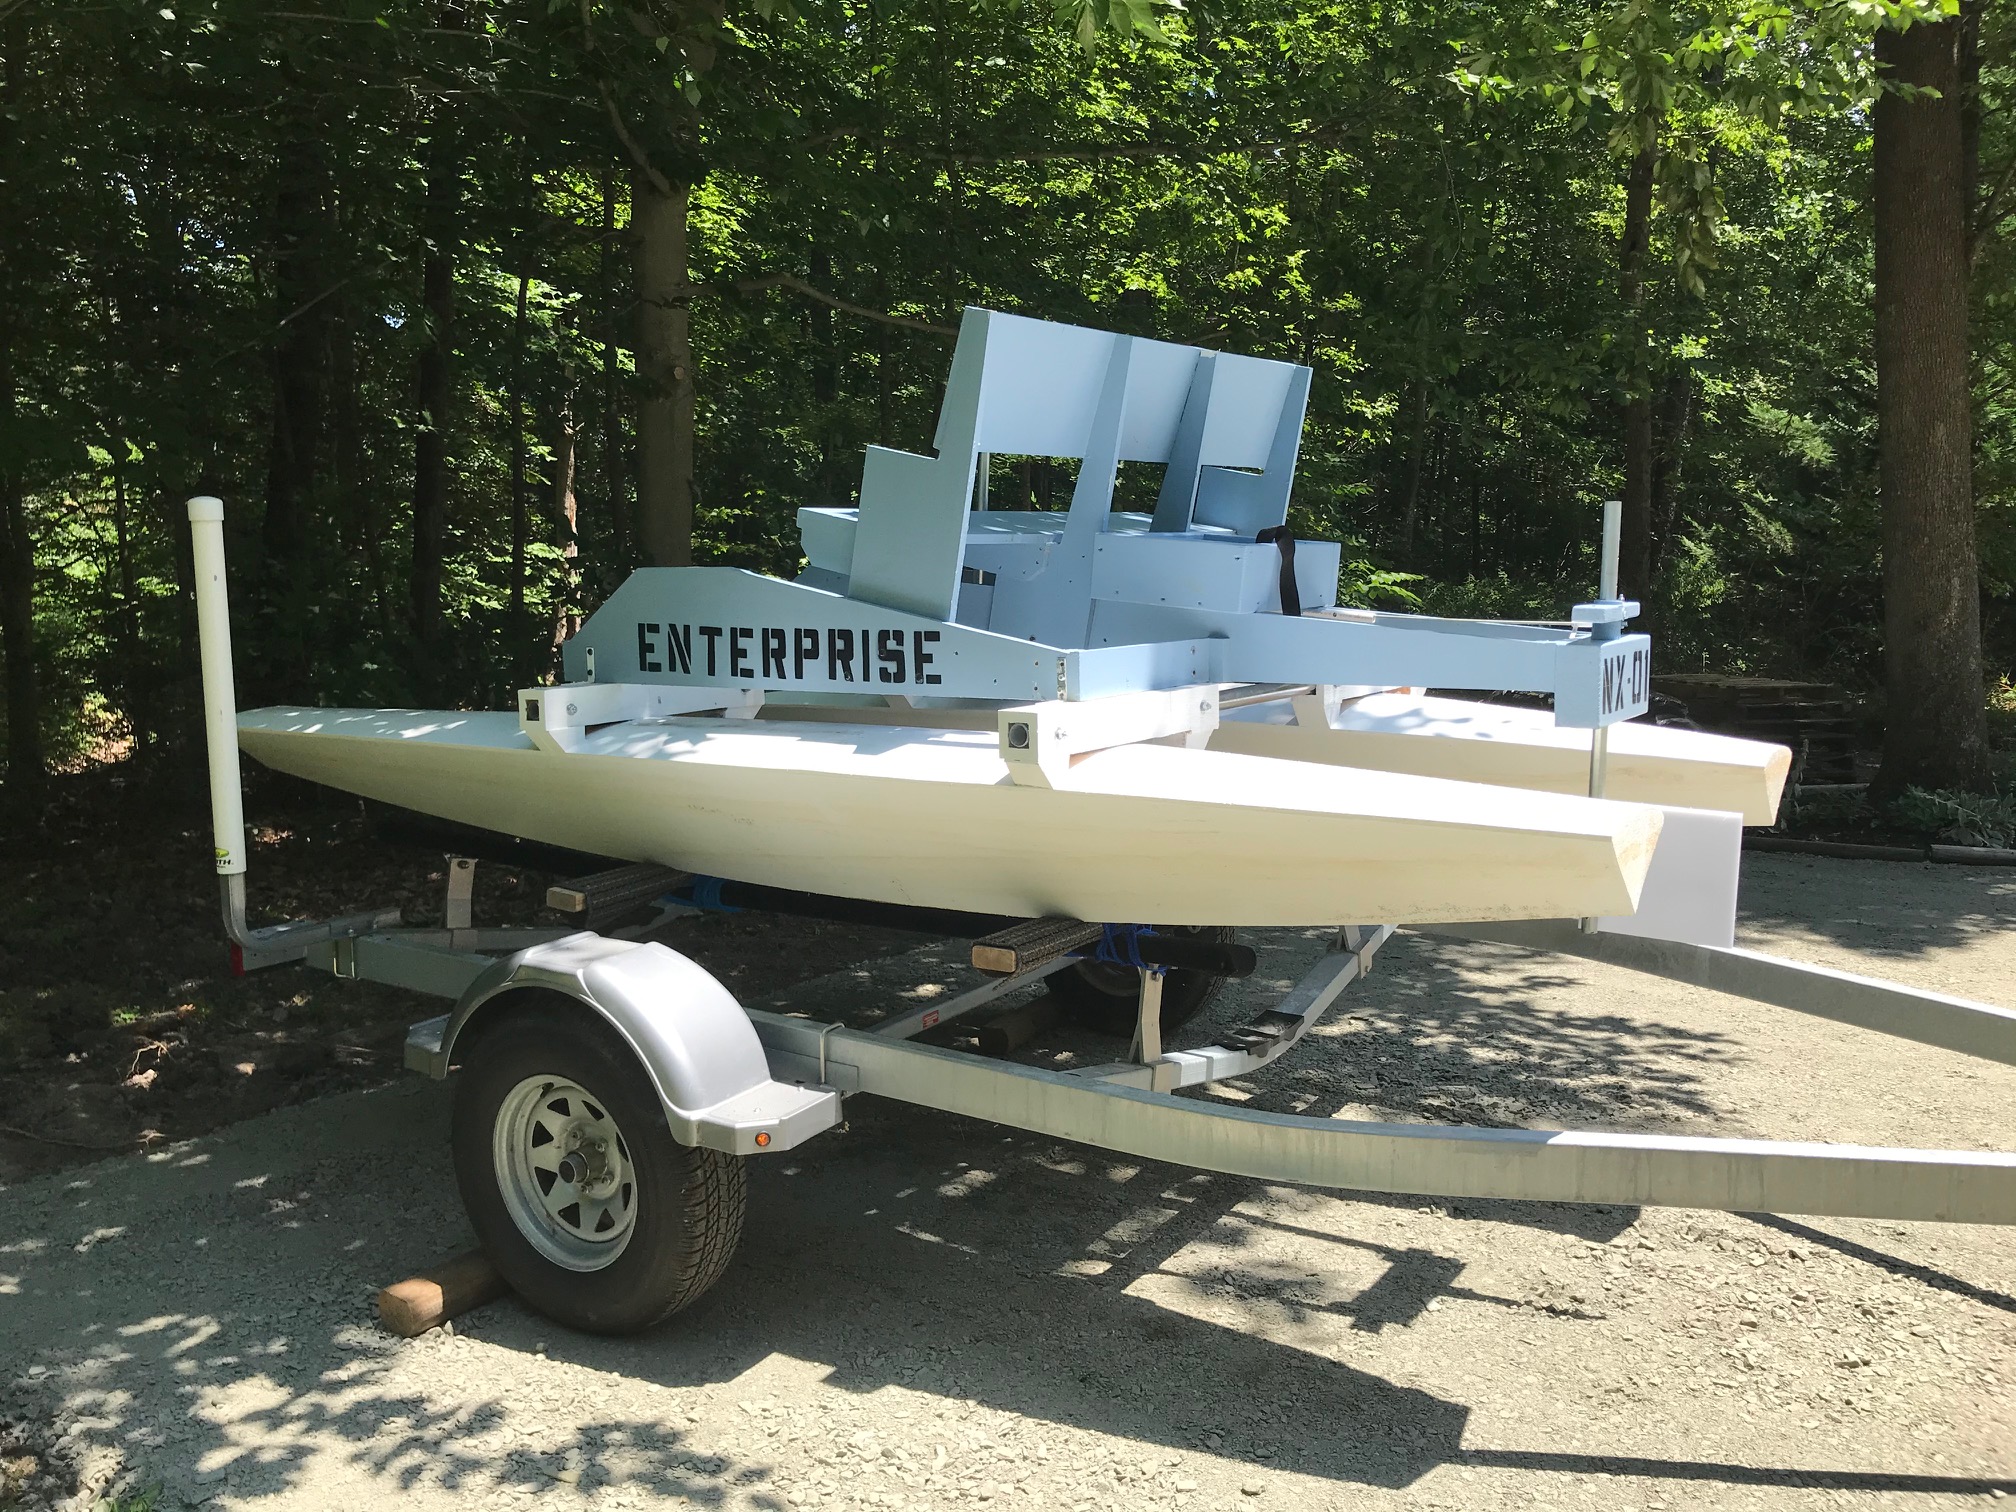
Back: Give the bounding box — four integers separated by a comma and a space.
6, 865, 2013, 1506
1733, 852, 2016, 960
1743, 1213, 2016, 1316
6, 1071, 2013, 1506
1454, 1447, 2012, 1495
1208, 928, 1740, 1136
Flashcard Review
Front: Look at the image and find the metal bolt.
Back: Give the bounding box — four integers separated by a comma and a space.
566, 702, 579, 716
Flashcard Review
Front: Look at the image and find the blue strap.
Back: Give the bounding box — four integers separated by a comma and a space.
1093, 923, 1163, 975
687, 876, 742, 914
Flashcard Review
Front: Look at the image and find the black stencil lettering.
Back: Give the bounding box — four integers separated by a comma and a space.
877, 629, 906, 684
828, 628, 856, 681
761, 627, 787, 679
636, 622, 661, 673
730, 626, 754, 680
666, 623, 693, 675
698, 625, 724, 678
914, 629, 942, 685
794, 627, 819, 679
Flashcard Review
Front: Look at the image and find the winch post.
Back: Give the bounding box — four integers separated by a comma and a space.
186, 496, 265, 948
1583, 497, 1622, 934
187, 496, 402, 965
189, 497, 245, 882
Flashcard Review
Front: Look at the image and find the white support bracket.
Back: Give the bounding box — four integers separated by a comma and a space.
998, 684, 1220, 788
518, 681, 764, 754
1290, 683, 1349, 728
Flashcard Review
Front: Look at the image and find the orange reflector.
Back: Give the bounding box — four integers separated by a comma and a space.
754, 1132, 772, 1148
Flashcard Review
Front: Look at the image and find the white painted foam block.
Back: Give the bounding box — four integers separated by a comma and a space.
1597, 804, 1743, 948
1211, 692, 1791, 826
235, 706, 1664, 929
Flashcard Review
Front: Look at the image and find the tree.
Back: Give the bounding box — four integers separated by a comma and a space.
1871, 8, 1996, 794
1459, 0, 1943, 603
1, 6, 50, 815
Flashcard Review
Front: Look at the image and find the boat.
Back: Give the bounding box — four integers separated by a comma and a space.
235, 705, 1665, 927
223, 306, 1787, 941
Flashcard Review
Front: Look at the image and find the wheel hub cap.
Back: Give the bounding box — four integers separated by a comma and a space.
493, 1075, 639, 1272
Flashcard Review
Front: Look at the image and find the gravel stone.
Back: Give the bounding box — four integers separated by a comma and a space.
0, 856, 2012, 1511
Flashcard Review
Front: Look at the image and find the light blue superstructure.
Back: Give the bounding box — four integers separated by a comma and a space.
562, 307, 1649, 727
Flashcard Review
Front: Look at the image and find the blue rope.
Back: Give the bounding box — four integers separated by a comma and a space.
1093, 923, 1162, 975
686, 875, 742, 914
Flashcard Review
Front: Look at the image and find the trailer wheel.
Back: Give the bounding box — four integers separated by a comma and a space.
1047, 926, 1237, 1037
451, 998, 747, 1335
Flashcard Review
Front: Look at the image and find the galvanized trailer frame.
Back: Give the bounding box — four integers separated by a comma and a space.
221, 862, 2016, 1229
187, 496, 2016, 1250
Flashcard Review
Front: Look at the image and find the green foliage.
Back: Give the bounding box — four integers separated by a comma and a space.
1888, 786, 2016, 847
0, 0, 2010, 799
1778, 778, 2016, 847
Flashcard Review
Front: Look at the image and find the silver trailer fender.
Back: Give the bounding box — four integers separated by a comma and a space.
409, 932, 842, 1156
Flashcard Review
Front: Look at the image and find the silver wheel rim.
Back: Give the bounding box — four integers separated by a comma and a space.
493, 1074, 638, 1272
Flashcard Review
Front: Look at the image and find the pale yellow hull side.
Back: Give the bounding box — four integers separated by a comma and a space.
1210, 693, 1791, 825
237, 708, 1663, 927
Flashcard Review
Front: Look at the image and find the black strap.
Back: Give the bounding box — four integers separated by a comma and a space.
1253, 526, 1301, 617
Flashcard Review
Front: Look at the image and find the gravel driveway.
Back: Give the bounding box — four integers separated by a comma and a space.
2, 854, 2012, 1510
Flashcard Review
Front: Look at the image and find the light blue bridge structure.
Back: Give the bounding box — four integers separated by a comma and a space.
564, 307, 1649, 728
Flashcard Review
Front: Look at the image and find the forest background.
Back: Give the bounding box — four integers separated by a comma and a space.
3, 0, 2013, 834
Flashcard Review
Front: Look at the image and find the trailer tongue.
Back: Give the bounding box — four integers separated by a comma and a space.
184, 309, 2013, 1337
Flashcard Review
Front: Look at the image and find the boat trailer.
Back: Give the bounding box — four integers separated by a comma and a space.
193, 504, 2016, 1329
226, 851, 2016, 1227
179, 304, 2016, 1332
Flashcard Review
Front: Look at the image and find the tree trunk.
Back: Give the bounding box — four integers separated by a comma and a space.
1872, 17, 1995, 795
631, 170, 695, 567
1396, 378, 1429, 564
508, 267, 530, 646
410, 120, 459, 654
549, 391, 581, 670
1618, 136, 1657, 603
0, 317, 40, 816
262, 135, 332, 578
599, 173, 628, 572
1648, 365, 1694, 582
0, 13, 42, 816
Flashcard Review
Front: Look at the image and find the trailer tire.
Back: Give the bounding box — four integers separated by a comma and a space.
451, 997, 747, 1335
1047, 926, 1236, 1037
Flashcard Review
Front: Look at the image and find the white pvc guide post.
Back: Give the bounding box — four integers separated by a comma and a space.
1582, 498, 1623, 933
1598, 497, 1621, 602
188, 496, 247, 876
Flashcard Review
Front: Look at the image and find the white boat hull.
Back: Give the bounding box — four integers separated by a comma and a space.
237, 707, 1664, 928
752, 691, 1790, 824
1212, 692, 1790, 825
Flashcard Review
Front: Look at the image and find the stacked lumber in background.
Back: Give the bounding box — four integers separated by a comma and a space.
1651, 675, 1864, 784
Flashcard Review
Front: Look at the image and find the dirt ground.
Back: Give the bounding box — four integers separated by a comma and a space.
1, 852, 2012, 1511
0, 771, 923, 1186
